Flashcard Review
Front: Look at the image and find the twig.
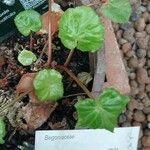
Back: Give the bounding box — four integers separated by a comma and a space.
57, 65, 94, 99
64, 49, 74, 67
46, 0, 52, 67
35, 40, 48, 66
86, 0, 107, 7
87, 1, 101, 7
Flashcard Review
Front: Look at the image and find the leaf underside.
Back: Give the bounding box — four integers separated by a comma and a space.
75, 88, 129, 132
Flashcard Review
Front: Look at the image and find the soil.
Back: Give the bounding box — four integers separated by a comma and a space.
0, 32, 90, 149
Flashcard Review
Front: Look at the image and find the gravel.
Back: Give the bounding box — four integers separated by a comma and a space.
115, 1, 150, 149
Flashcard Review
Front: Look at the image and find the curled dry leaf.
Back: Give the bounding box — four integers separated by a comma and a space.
21, 102, 56, 131
16, 73, 57, 131
38, 2, 63, 35
16, 73, 35, 94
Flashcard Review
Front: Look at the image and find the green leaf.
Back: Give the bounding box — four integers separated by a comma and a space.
101, 0, 132, 23
14, 10, 42, 36
18, 49, 37, 66
0, 118, 6, 144
33, 69, 64, 101
75, 88, 129, 132
58, 6, 104, 52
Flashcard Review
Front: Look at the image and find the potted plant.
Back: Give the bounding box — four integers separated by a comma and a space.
0, 0, 132, 147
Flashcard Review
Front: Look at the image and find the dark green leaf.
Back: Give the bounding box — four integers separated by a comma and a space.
59, 6, 104, 52
0, 118, 6, 144
75, 88, 129, 132
14, 10, 42, 36
101, 0, 132, 23
33, 69, 64, 101
18, 49, 37, 66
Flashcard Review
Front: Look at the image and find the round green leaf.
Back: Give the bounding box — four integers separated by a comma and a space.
18, 49, 37, 66
75, 88, 129, 132
101, 0, 132, 23
33, 69, 64, 102
14, 10, 42, 36
0, 118, 6, 144
58, 6, 104, 52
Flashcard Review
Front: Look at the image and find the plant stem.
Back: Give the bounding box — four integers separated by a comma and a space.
86, 0, 107, 7
87, 1, 101, 7
30, 32, 33, 50
64, 49, 74, 67
0, 92, 29, 116
46, 0, 52, 67
57, 65, 94, 99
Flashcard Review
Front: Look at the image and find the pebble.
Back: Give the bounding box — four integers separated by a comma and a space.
147, 114, 150, 121
128, 99, 139, 111
128, 57, 138, 68
118, 114, 127, 123
145, 84, 150, 92
130, 80, 138, 88
137, 36, 149, 49
143, 106, 150, 115
137, 68, 149, 84
138, 91, 147, 99
142, 136, 150, 147
125, 50, 135, 58
135, 18, 146, 31
133, 110, 146, 122
118, 38, 127, 45
138, 58, 146, 67
145, 24, 150, 33
129, 72, 136, 80
138, 84, 146, 92
132, 121, 142, 127
136, 49, 147, 58
135, 31, 147, 38
142, 98, 150, 107
147, 59, 150, 67
142, 11, 149, 22
123, 28, 135, 43
122, 42, 131, 54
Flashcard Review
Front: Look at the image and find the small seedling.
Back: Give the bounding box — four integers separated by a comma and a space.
13, 0, 132, 132
14, 10, 42, 36
18, 49, 37, 66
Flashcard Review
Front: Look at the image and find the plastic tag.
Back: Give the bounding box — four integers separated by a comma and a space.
0, 0, 48, 42
35, 127, 140, 150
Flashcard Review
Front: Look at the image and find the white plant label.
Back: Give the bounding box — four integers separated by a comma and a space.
35, 127, 140, 150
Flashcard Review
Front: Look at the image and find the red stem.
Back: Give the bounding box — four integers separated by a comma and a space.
64, 49, 74, 67
46, 0, 52, 67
